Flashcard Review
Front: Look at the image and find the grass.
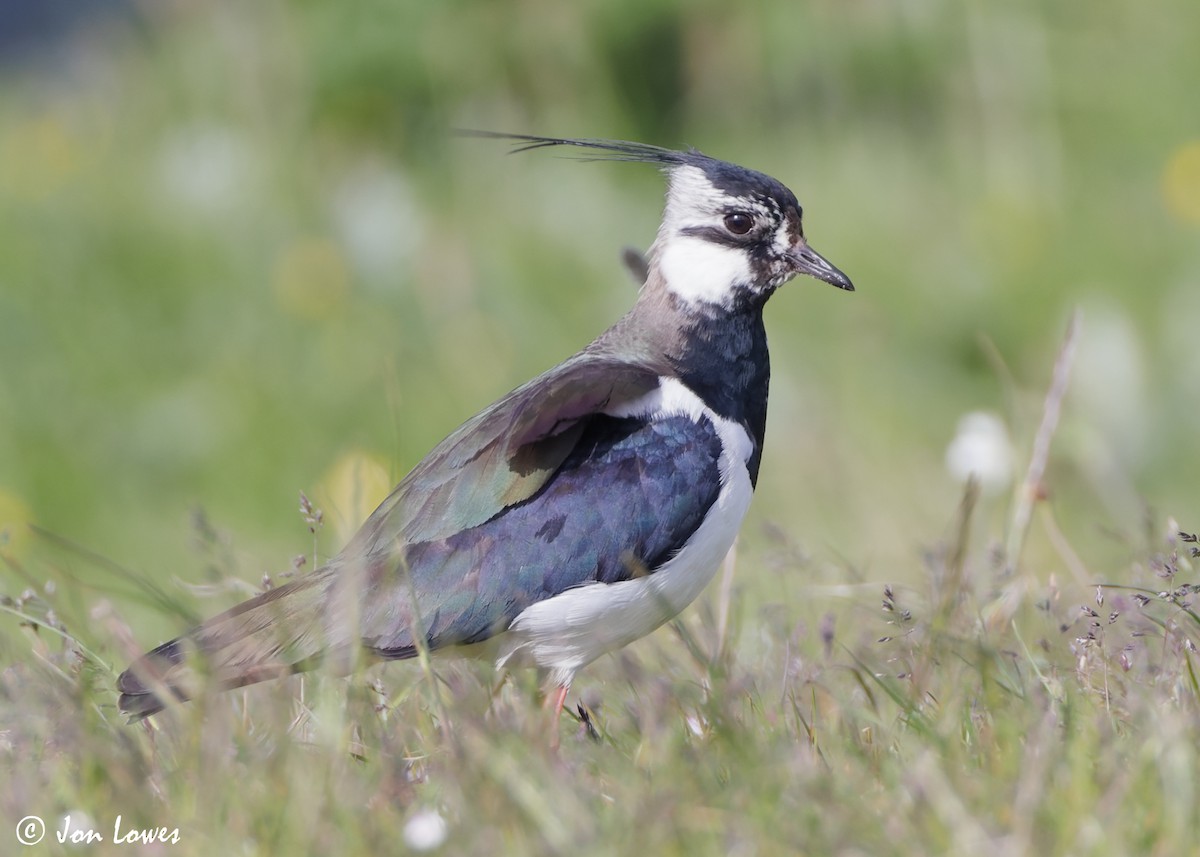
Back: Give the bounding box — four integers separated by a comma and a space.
2, 445, 1198, 855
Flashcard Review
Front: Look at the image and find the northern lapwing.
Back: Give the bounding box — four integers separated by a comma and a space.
117, 133, 854, 736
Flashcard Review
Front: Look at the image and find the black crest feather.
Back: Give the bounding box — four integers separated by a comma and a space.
459, 131, 805, 215
457, 130, 692, 167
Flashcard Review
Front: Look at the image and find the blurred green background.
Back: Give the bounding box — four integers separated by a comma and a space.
1, 0, 1198, 643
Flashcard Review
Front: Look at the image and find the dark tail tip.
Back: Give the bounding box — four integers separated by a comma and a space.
117, 637, 191, 720
118, 691, 170, 721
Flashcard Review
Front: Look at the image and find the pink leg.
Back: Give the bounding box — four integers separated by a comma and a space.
544, 684, 569, 749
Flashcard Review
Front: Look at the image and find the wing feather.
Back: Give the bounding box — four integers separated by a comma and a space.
345, 356, 663, 549
325, 354, 725, 658
355, 410, 725, 657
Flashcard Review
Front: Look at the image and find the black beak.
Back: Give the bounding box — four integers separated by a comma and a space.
790, 242, 854, 291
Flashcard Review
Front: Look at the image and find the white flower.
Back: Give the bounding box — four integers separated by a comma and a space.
945, 411, 1014, 495
156, 124, 252, 215
403, 808, 448, 852
331, 165, 422, 282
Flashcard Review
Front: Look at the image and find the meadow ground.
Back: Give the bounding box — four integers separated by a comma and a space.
2, 480, 1198, 856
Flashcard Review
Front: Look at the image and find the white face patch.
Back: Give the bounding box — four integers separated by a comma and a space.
657, 235, 753, 307
650, 165, 778, 308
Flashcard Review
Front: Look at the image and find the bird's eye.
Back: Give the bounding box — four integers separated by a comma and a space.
723, 212, 754, 235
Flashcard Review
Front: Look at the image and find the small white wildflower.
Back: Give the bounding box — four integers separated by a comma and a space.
156, 124, 252, 214
403, 808, 448, 851
331, 166, 422, 282
945, 411, 1014, 495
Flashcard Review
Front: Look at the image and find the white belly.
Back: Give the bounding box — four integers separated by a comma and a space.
496, 377, 755, 686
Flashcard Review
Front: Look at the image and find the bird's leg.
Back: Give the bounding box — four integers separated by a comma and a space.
543, 684, 569, 750
546, 684, 569, 718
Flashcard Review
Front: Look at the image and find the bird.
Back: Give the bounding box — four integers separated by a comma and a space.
117, 133, 854, 735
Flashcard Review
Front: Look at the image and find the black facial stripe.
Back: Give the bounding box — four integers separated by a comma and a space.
680, 224, 754, 249
678, 196, 782, 245
679, 221, 778, 259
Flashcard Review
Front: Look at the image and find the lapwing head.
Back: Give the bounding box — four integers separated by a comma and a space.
466, 132, 854, 311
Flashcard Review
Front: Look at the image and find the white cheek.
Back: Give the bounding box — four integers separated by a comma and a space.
657, 234, 751, 307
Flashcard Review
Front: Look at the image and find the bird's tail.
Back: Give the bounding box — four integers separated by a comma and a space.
117, 569, 351, 719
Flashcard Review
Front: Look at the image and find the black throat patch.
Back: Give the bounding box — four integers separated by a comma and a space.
666, 298, 770, 486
